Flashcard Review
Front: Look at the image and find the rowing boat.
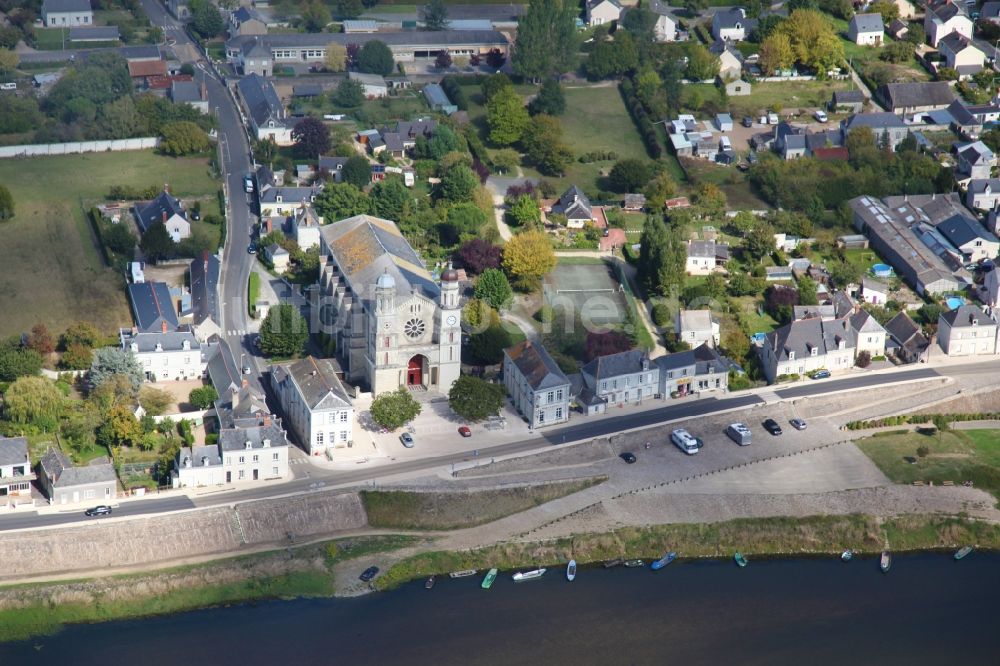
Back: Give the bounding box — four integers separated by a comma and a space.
449, 569, 477, 579
481, 568, 498, 589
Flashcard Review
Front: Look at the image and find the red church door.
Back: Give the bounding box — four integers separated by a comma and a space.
407, 356, 423, 386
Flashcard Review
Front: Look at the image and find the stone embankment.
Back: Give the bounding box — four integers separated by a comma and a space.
0, 492, 366, 581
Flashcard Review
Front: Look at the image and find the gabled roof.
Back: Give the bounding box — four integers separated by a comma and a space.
237, 73, 285, 130
764, 316, 855, 363
232, 6, 265, 22
319, 214, 438, 302
850, 308, 886, 335
713, 7, 752, 30
968, 178, 1000, 195
939, 31, 979, 54
833, 90, 866, 104
861, 276, 888, 293
272, 356, 351, 411
849, 13, 884, 34
940, 303, 993, 328
190, 252, 221, 327
135, 190, 185, 233
957, 140, 994, 165
888, 18, 909, 33
844, 112, 907, 130
127, 281, 178, 333
885, 311, 927, 349
0, 436, 28, 467
505, 340, 570, 391
580, 349, 649, 388
319, 155, 348, 171
557, 185, 593, 220
877, 82, 955, 111
708, 40, 744, 62
42, 0, 91, 14
122, 329, 201, 353
128, 59, 168, 78
219, 421, 288, 452
349, 71, 387, 86
655, 343, 729, 373
206, 339, 242, 396
929, 0, 967, 22
686, 239, 728, 259
936, 213, 999, 248
259, 185, 321, 204
170, 79, 202, 103
983, 1, 1000, 18
39, 447, 116, 488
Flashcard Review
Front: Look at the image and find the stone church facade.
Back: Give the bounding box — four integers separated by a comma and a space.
317, 215, 462, 396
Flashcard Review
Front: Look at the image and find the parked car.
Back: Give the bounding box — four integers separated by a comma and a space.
763, 418, 783, 436
243, 174, 254, 193
84, 505, 112, 517
247, 243, 257, 255
620, 452, 637, 464
814, 110, 828, 122
726, 422, 752, 446
790, 418, 807, 431
242, 364, 252, 375
810, 369, 831, 380
671, 428, 702, 455
458, 426, 472, 438
400, 432, 415, 448
360, 566, 379, 582
742, 116, 753, 127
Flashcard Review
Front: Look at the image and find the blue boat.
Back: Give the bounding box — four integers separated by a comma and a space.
650, 551, 677, 570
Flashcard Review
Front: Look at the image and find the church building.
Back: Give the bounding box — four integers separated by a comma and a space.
316, 215, 462, 395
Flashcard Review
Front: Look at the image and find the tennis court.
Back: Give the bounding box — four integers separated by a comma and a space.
543, 261, 629, 327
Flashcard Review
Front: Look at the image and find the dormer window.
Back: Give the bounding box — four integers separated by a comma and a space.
182, 340, 190, 350
155, 342, 163, 352
810, 347, 817, 357
788, 350, 795, 361
131, 343, 139, 353
245, 441, 252, 450
276, 195, 283, 203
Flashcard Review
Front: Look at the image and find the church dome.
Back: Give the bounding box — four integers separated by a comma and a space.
375, 271, 395, 289
441, 262, 459, 283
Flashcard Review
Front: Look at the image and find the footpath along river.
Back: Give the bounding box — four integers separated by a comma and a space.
2, 552, 998, 664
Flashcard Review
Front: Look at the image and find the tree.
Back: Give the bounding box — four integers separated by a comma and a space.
369, 177, 411, 221
514, 0, 578, 80
342, 155, 373, 189
621, 3, 657, 43
508, 194, 541, 227
315, 182, 370, 220
502, 229, 556, 290
138, 386, 174, 416
759, 32, 794, 75
855, 350, 872, 368
487, 85, 530, 145
28, 323, 55, 356
324, 44, 348, 72
491, 148, 520, 173
585, 331, 633, 361
0, 342, 42, 381
140, 221, 177, 262
333, 79, 364, 108
776, 9, 845, 73
637, 215, 668, 293
301, 0, 330, 31
370, 387, 422, 429
357, 40, 395, 75
528, 78, 566, 116
190, 0, 224, 38
659, 229, 687, 297
694, 182, 727, 219
3, 376, 63, 428
521, 113, 572, 175
869, 0, 898, 24
448, 375, 504, 421
764, 285, 800, 323
97, 403, 142, 448
189, 385, 220, 409
685, 43, 720, 81
586, 31, 639, 79
0, 48, 15, 76
457, 239, 502, 275
430, 49, 452, 71
482, 73, 513, 101
89, 346, 144, 394
424, 0, 450, 30
103, 222, 136, 255
160, 121, 210, 156
0, 183, 13, 222
254, 137, 278, 164
474, 268, 514, 310
465, 320, 512, 364
416, 124, 463, 160
439, 164, 478, 202
797, 276, 819, 306
259, 303, 309, 357
609, 159, 653, 193
745, 221, 777, 261
486, 48, 506, 69
62, 321, 102, 350
292, 117, 332, 158
683, 0, 708, 11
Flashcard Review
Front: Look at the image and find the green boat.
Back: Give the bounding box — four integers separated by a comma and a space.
481, 568, 498, 589
734, 552, 748, 568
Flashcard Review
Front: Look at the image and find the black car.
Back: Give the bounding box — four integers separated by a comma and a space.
763, 419, 783, 436
742, 116, 753, 128
360, 566, 380, 582
85, 505, 113, 517
620, 452, 636, 464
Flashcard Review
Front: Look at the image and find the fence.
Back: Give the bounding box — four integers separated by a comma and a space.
0, 137, 159, 159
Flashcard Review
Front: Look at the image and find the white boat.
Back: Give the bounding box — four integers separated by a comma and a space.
512, 568, 547, 582
449, 569, 477, 578
566, 560, 577, 582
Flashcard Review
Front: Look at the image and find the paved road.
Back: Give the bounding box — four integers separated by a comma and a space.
0, 496, 195, 533
774, 366, 941, 399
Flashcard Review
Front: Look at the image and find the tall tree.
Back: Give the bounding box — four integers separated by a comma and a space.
259, 304, 309, 357
314, 182, 370, 219
0, 342, 42, 381
334, 78, 364, 107
438, 164, 478, 202
140, 221, 176, 262
501, 229, 556, 290
759, 32, 794, 75
685, 42, 720, 81
513, 0, 578, 80
474, 268, 514, 310
2, 376, 63, 428
486, 85, 529, 145
190, 0, 224, 38
521, 113, 572, 175
369, 177, 411, 220
424, 0, 449, 30
342, 155, 373, 189
370, 387, 422, 429
448, 375, 505, 421
292, 116, 332, 158
658, 229, 687, 298
324, 44, 348, 72
89, 346, 144, 394
357, 40, 395, 75
528, 78, 566, 116
301, 0, 331, 31
637, 214, 667, 293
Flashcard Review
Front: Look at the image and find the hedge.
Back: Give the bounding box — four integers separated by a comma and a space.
845, 413, 1000, 430
619, 78, 662, 159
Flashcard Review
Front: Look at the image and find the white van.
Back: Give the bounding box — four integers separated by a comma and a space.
767, 112, 779, 125
726, 423, 752, 446
720, 136, 732, 151
671, 428, 701, 455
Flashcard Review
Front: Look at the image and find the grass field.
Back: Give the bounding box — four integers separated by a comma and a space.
0, 151, 219, 338
856, 429, 1000, 502
681, 159, 771, 210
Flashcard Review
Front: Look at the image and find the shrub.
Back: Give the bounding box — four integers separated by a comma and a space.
916, 445, 930, 458
652, 303, 671, 327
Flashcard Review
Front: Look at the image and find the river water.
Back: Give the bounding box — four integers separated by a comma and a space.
2, 553, 997, 664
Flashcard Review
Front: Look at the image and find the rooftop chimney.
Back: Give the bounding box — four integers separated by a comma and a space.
162, 320, 168, 333
162, 210, 168, 223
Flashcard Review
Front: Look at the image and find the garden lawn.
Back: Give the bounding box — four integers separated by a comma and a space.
856, 429, 1000, 502
681, 158, 771, 210
0, 151, 219, 338
726, 80, 855, 117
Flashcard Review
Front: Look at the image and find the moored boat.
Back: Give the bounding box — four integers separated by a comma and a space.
512, 568, 547, 582
566, 560, 577, 581
841, 549, 853, 562
954, 546, 973, 560
449, 569, 477, 579
650, 551, 677, 571
734, 552, 748, 568
425, 576, 435, 589
880, 551, 891, 573
603, 558, 623, 569
623, 559, 644, 568
481, 568, 498, 589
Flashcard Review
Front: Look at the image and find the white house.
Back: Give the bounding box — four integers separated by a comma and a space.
966, 178, 1000, 211
265, 243, 290, 272
759, 316, 857, 383
293, 205, 322, 250
712, 7, 755, 42
134, 190, 191, 243
848, 13, 884, 45
649, 0, 678, 42
938, 32, 986, 78
586, 0, 622, 26
925, 0, 973, 47
575, 350, 658, 415
348, 71, 389, 98
709, 40, 744, 79
676, 309, 720, 348
173, 418, 289, 487
935, 211, 1000, 263
937, 304, 999, 356
850, 308, 888, 358
120, 328, 209, 382
0, 436, 33, 505
236, 73, 294, 146
42, 0, 92, 27
272, 356, 354, 457
685, 239, 729, 275
860, 277, 888, 305
503, 340, 570, 429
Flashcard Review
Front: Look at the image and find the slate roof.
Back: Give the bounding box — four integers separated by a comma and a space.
237, 73, 285, 129
939, 31, 979, 54
118, 44, 161, 60
232, 6, 265, 22
936, 213, 998, 248
228, 29, 508, 54
319, 214, 438, 302
190, 252, 221, 327
764, 316, 855, 363
861, 276, 888, 294
292, 83, 323, 97
42, 0, 91, 14
832, 90, 865, 105
929, 0, 966, 22
178, 444, 222, 468
941, 303, 993, 327
219, 421, 288, 451
0, 436, 29, 467
580, 349, 650, 388
39, 447, 116, 488
957, 140, 994, 165
128, 281, 178, 332
259, 185, 321, 204
135, 190, 186, 234
122, 329, 201, 353
888, 18, 908, 34
271, 356, 351, 411
850, 12, 884, 34
505, 340, 570, 391
713, 7, 753, 31
170, 79, 202, 103
877, 82, 955, 111
794, 304, 836, 320
850, 308, 885, 335
556, 185, 593, 220
686, 239, 728, 259
983, 1, 1000, 19
655, 343, 729, 373
805, 129, 844, 152
885, 311, 929, 350
844, 112, 906, 130
708, 40, 744, 62
206, 339, 243, 396
968, 178, 1000, 194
